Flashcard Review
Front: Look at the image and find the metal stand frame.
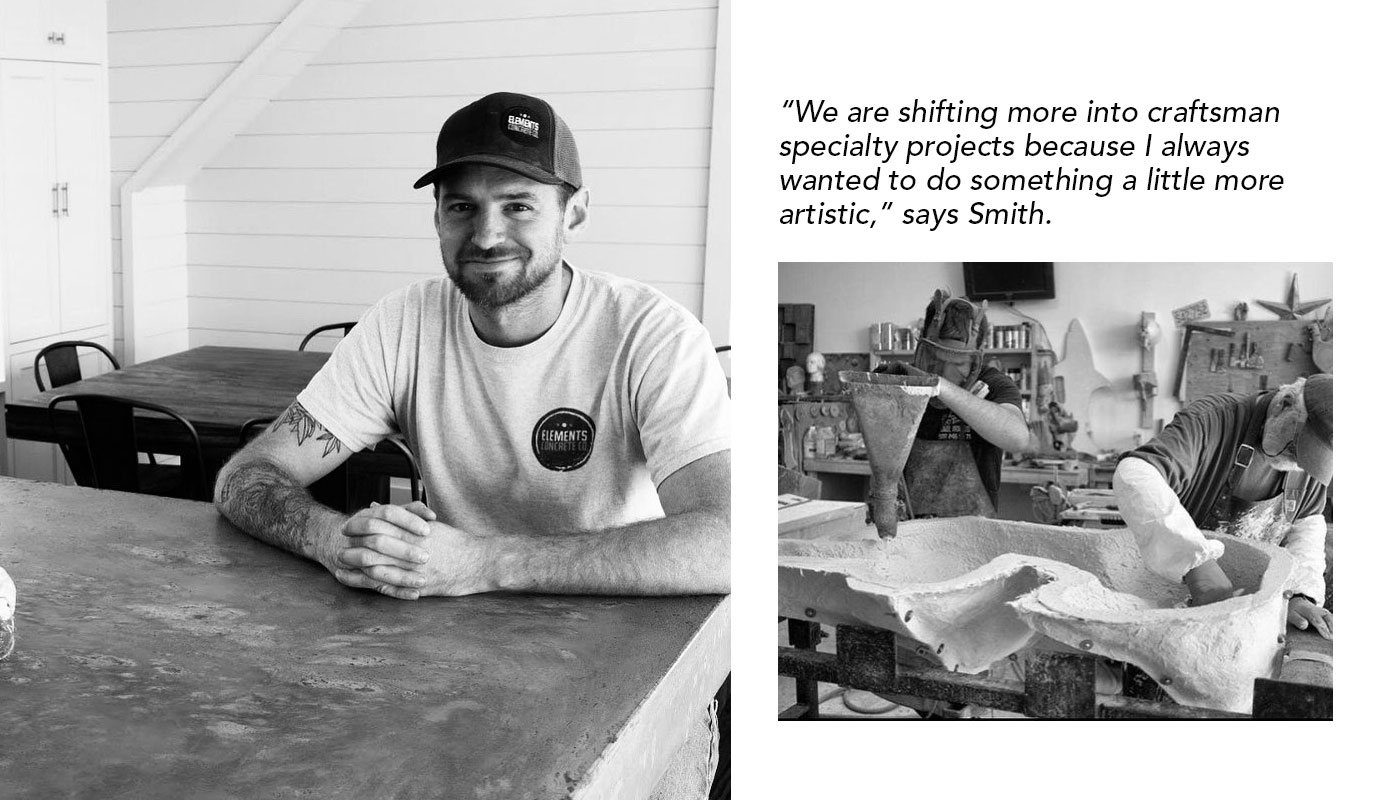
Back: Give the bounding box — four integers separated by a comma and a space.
778, 620, 1331, 720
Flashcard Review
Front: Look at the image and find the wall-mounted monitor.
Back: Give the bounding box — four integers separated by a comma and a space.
962, 262, 1055, 302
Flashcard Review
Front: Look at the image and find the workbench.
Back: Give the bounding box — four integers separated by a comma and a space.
780, 621, 1331, 720
0, 478, 729, 798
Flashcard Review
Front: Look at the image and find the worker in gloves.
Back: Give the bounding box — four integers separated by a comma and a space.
857, 291, 1034, 718
875, 290, 1034, 516
1113, 373, 1332, 638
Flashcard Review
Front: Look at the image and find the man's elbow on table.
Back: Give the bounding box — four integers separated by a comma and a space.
684, 508, 731, 594
212, 453, 248, 516
657, 450, 731, 594
212, 448, 310, 529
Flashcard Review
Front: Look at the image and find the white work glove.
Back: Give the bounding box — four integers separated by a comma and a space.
1281, 515, 1328, 609
1113, 457, 1225, 582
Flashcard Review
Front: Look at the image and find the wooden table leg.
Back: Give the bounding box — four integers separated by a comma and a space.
786, 619, 823, 720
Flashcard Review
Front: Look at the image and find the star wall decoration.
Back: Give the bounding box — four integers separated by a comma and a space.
1254, 273, 1331, 320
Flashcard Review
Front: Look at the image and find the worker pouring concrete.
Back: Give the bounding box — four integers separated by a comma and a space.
852, 290, 1035, 717
876, 289, 1034, 516
1113, 373, 1333, 638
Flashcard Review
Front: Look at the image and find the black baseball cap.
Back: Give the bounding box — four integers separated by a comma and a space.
413, 92, 582, 190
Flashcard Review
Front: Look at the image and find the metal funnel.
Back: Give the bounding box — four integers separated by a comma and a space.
839, 371, 939, 538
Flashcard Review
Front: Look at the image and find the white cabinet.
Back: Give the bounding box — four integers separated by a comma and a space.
53, 63, 107, 332
0, 60, 60, 342
0, 0, 106, 65
0, 60, 110, 344
0, 0, 110, 481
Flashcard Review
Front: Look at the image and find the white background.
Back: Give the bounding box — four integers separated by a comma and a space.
729, 1, 1392, 795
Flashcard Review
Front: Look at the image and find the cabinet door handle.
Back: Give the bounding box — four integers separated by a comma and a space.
47, 32, 56, 44
61, 183, 70, 216
56, 32, 66, 45
52, 183, 60, 216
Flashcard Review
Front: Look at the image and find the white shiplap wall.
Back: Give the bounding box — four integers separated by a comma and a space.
107, 0, 303, 360
182, 0, 722, 350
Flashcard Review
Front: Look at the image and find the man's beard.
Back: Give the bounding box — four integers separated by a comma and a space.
1262, 444, 1301, 473
447, 240, 562, 309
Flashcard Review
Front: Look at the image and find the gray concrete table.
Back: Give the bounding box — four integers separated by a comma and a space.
0, 478, 729, 799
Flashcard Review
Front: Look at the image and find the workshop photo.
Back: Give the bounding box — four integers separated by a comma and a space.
0, 2, 731, 798
777, 262, 1333, 720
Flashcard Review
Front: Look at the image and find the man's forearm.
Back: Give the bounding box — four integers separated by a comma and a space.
487, 509, 730, 596
937, 381, 1033, 453
215, 458, 345, 566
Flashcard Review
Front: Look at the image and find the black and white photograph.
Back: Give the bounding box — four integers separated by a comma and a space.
0, 2, 730, 798
2, 0, 1393, 795
778, 262, 1333, 720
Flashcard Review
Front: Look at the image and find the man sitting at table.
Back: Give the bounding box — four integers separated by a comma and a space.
214, 91, 730, 603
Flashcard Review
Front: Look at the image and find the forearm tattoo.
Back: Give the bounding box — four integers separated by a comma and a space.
218, 459, 321, 560
273, 401, 344, 458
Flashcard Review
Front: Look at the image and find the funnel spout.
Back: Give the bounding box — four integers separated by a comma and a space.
839, 371, 939, 538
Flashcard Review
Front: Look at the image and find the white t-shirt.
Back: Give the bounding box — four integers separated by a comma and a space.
298, 267, 730, 538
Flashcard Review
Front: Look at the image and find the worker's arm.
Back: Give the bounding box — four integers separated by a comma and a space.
1282, 515, 1332, 638
1112, 456, 1233, 604
214, 401, 435, 600
873, 362, 1032, 453
338, 450, 731, 596
934, 380, 1035, 454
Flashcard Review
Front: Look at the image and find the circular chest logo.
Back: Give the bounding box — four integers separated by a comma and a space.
532, 408, 595, 471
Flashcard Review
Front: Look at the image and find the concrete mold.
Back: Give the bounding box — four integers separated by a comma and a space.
779, 517, 1293, 712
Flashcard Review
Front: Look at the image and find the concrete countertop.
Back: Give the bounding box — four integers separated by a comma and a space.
0, 478, 728, 799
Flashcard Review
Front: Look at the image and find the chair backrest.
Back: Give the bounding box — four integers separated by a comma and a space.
239, 416, 279, 446
715, 345, 731, 396
49, 394, 208, 501
298, 322, 357, 352
34, 341, 120, 392
380, 435, 425, 505
340, 434, 426, 507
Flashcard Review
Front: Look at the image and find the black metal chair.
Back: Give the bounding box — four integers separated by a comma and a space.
239, 416, 424, 507
298, 322, 357, 352
377, 436, 425, 505
35, 341, 164, 483
48, 394, 208, 501
34, 340, 121, 392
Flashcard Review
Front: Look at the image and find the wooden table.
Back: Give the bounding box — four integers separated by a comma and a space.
5, 346, 410, 503
5, 346, 330, 454
0, 478, 729, 799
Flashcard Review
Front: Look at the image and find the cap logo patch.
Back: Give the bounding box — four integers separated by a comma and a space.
503, 106, 543, 146
532, 408, 595, 471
